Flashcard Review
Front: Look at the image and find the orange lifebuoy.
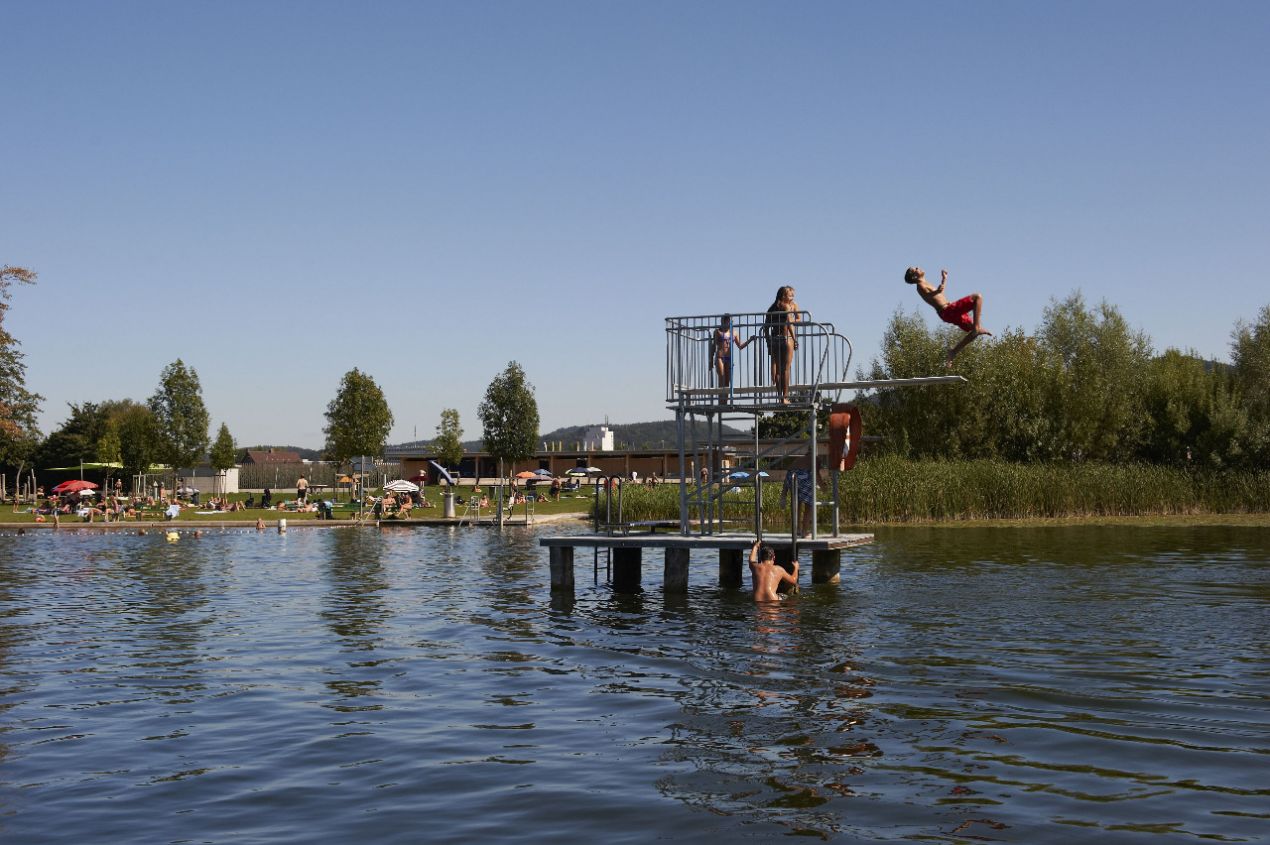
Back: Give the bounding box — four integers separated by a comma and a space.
828, 403, 862, 471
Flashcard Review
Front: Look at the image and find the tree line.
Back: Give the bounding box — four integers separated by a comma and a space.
863, 292, 1270, 468
1, 267, 543, 487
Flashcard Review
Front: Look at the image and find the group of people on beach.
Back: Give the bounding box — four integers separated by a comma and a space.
711, 268, 991, 403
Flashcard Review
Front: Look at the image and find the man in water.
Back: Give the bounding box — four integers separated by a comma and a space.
749, 539, 799, 602
904, 267, 992, 367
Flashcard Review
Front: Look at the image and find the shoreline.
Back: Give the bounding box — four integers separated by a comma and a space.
0, 511, 590, 535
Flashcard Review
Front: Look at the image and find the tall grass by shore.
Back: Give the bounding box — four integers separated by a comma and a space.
594, 458, 1270, 526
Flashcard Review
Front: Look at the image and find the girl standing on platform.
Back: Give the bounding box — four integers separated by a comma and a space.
711, 314, 753, 399
763, 285, 800, 404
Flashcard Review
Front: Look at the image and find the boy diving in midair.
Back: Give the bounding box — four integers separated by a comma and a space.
904, 267, 991, 367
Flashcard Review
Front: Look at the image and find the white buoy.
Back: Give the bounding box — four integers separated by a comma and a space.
278, 518, 287, 534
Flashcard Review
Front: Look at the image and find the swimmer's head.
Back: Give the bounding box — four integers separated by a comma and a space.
720, 313, 731, 328
758, 543, 775, 562
904, 267, 924, 285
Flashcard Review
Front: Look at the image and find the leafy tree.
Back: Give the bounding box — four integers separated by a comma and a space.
433, 408, 464, 470
1231, 305, 1270, 464
323, 368, 393, 466
1037, 292, 1151, 461
117, 404, 160, 483
1140, 350, 1246, 466
34, 402, 111, 470
210, 422, 237, 496
478, 361, 540, 480
0, 265, 42, 468
148, 360, 211, 474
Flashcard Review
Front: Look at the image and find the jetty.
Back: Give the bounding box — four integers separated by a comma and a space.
540, 309, 963, 593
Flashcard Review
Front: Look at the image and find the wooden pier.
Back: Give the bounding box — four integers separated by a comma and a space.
539, 533, 873, 593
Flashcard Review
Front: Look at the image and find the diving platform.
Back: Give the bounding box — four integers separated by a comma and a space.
539, 306, 964, 595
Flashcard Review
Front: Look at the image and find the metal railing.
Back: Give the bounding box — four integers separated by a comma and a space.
665, 311, 854, 411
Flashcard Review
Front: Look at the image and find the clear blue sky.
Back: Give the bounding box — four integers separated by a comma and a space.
4, 1, 1268, 447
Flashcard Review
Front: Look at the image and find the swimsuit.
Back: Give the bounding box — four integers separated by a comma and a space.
783, 468, 814, 505
938, 296, 976, 332
715, 329, 734, 362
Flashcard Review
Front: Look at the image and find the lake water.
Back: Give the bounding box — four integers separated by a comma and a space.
0, 523, 1266, 843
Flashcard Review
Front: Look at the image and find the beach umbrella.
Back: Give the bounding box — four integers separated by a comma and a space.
727, 470, 770, 480
515, 471, 540, 479
533, 468, 554, 478
407, 473, 429, 485
51, 479, 98, 494
565, 467, 603, 477
384, 479, 420, 493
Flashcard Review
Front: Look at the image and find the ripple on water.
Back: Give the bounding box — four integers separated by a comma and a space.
0, 525, 1266, 843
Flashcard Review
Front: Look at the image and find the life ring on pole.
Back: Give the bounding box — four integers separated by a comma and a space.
828, 403, 862, 471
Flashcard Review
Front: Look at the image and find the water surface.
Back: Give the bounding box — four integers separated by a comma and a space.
0, 524, 1266, 842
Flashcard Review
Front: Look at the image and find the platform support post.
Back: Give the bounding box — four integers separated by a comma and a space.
550, 546, 575, 593
812, 549, 841, 584
719, 548, 744, 588
664, 548, 689, 593
613, 547, 642, 592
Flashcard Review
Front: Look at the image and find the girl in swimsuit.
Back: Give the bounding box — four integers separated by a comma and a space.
763, 285, 801, 404
712, 314, 753, 397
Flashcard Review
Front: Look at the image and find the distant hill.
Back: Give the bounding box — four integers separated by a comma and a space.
388, 419, 747, 453
240, 445, 324, 461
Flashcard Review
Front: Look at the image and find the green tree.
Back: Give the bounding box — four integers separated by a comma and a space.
0, 265, 43, 468
148, 360, 211, 475
34, 402, 111, 470
1140, 350, 1246, 466
1037, 292, 1151, 461
478, 361, 540, 480
433, 408, 464, 470
323, 368, 393, 466
117, 404, 160, 484
209, 422, 237, 496
1231, 305, 1270, 464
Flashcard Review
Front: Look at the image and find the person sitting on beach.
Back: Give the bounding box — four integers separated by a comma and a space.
749, 539, 798, 602
904, 266, 992, 367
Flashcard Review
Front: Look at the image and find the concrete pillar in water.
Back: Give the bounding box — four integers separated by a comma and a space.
812, 549, 842, 584
613, 547, 642, 592
549, 546, 575, 593
719, 548, 744, 588
664, 547, 690, 593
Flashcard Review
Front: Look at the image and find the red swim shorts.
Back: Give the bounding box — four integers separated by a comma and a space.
938, 296, 976, 332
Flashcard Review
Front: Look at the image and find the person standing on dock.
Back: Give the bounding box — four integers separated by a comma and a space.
749, 539, 798, 601
904, 267, 991, 367
763, 285, 800, 404
781, 444, 826, 537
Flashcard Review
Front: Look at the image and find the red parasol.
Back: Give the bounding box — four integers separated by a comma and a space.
51, 480, 99, 494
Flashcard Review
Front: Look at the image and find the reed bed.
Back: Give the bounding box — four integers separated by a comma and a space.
594, 459, 1270, 525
